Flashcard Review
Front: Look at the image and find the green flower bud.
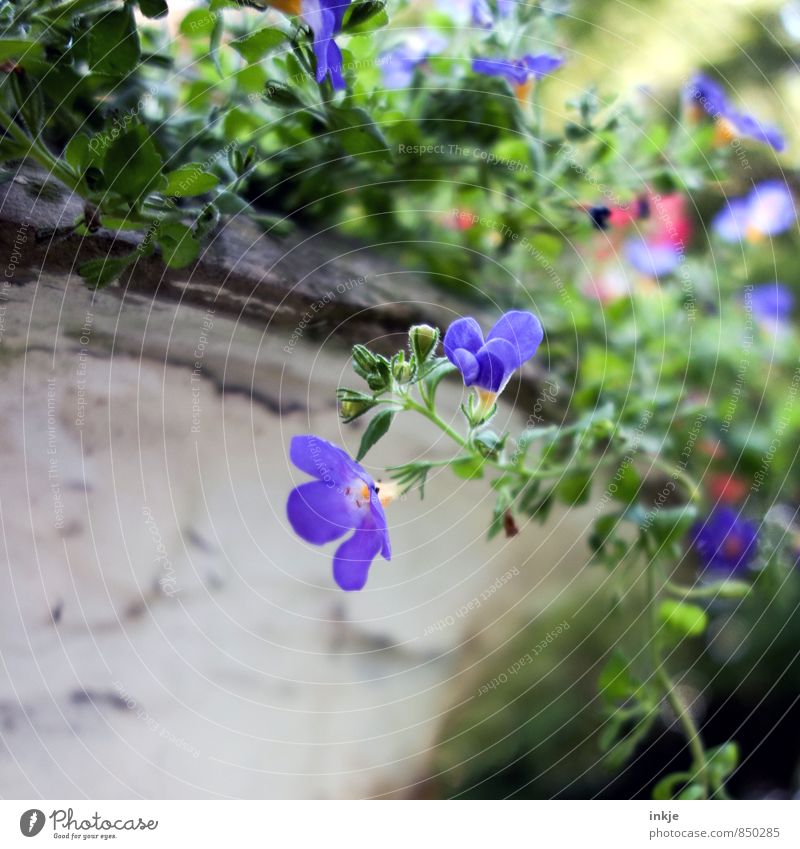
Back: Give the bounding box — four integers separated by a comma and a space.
409, 324, 440, 365
473, 429, 502, 459
351, 344, 378, 378
392, 351, 413, 384
337, 389, 378, 423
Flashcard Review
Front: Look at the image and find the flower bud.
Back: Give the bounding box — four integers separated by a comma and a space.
351, 344, 378, 377
409, 324, 440, 365
392, 352, 413, 384
336, 389, 377, 423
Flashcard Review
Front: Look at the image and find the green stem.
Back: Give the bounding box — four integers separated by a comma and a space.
651, 456, 702, 505
403, 396, 468, 448
646, 550, 710, 798
0, 105, 77, 190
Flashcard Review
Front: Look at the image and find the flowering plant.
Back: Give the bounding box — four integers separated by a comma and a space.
5, 0, 800, 801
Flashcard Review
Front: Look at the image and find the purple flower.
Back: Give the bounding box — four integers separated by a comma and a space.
286, 435, 391, 591
267, 1, 352, 90
380, 30, 447, 90
712, 181, 796, 243
683, 73, 728, 117
683, 73, 785, 152
748, 282, 794, 326
472, 53, 564, 87
471, 0, 494, 27
624, 239, 681, 278
690, 506, 758, 573
444, 310, 544, 396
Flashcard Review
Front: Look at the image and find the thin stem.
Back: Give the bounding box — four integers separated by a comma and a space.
651, 455, 702, 504
403, 396, 468, 448
0, 105, 77, 189
646, 548, 710, 798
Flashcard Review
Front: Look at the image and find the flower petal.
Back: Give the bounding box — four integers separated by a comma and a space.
333, 523, 384, 591
444, 317, 484, 360
486, 310, 544, 366
290, 434, 358, 483
712, 198, 750, 242
287, 480, 355, 545
747, 181, 795, 236
450, 348, 480, 385
369, 491, 392, 560
472, 57, 529, 86
474, 337, 518, 392
624, 238, 681, 278
521, 54, 564, 79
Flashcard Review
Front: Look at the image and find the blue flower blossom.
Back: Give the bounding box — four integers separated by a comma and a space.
683, 73, 785, 152
444, 311, 544, 409
472, 53, 564, 88
286, 435, 392, 591
471, 0, 494, 27
747, 283, 794, 332
690, 506, 758, 573
712, 181, 796, 243
624, 240, 682, 278
380, 30, 447, 90
267, 1, 351, 90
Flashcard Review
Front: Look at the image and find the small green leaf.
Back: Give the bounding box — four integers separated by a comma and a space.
356, 410, 394, 461
157, 221, 200, 269
598, 651, 638, 703
556, 469, 592, 506
163, 165, 219, 197
102, 125, 165, 201
658, 600, 709, 638
644, 504, 698, 548
179, 9, 216, 37
343, 0, 388, 32
451, 456, 485, 480
327, 106, 391, 160
652, 772, 691, 800
707, 742, 739, 788
231, 27, 289, 63
79, 253, 138, 289
88, 6, 141, 77
420, 358, 455, 405
613, 462, 641, 506
138, 0, 168, 18
0, 39, 43, 64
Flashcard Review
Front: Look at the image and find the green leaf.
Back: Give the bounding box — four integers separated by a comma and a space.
598, 651, 638, 703
157, 221, 200, 269
707, 742, 739, 788
179, 9, 217, 37
356, 410, 394, 461
556, 469, 592, 506
0, 39, 43, 64
88, 6, 141, 77
103, 125, 165, 202
138, 0, 168, 18
658, 600, 708, 638
231, 27, 289, 63
451, 456, 485, 480
589, 513, 621, 554
652, 772, 691, 800
163, 165, 219, 197
79, 253, 138, 289
420, 358, 455, 405
343, 0, 388, 33
612, 462, 641, 506
327, 106, 391, 161
644, 504, 698, 548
